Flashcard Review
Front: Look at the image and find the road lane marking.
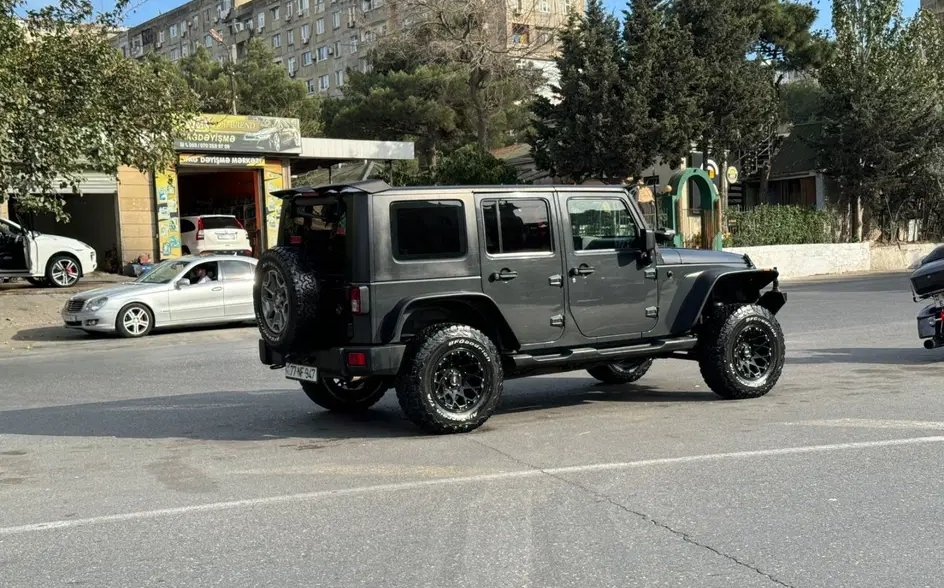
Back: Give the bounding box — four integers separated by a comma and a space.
780, 418, 944, 430
1, 436, 942, 537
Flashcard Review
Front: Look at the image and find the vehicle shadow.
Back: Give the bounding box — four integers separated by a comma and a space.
0, 381, 715, 442
10, 326, 97, 342
10, 321, 255, 343
788, 347, 941, 365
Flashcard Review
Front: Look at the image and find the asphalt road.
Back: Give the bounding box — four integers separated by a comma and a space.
1, 271, 941, 588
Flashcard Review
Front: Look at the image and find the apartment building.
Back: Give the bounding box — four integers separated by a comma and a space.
114, 0, 583, 97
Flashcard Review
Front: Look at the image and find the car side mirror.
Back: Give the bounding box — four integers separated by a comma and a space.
639, 228, 656, 253
175, 279, 190, 289
654, 228, 676, 244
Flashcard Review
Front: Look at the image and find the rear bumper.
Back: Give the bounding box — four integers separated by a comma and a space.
258, 340, 406, 378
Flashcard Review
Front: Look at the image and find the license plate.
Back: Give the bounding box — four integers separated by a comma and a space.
285, 363, 318, 383
217, 233, 236, 240
64, 315, 76, 322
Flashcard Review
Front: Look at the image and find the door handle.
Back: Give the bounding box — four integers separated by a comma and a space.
491, 268, 518, 281
212, 286, 223, 292
570, 264, 595, 277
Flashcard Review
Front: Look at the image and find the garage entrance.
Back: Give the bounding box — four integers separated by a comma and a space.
176, 167, 263, 256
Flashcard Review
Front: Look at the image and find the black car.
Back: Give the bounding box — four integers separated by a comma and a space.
253, 180, 788, 434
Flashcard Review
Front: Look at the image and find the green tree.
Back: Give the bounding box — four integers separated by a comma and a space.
529, 0, 628, 183
0, 0, 196, 220
177, 40, 323, 136
432, 144, 519, 185
816, 0, 944, 241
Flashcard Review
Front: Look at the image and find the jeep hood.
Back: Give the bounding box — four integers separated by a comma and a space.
660, 247, 749, 267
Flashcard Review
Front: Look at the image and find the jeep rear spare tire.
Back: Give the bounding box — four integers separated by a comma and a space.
698, 304, 785, 399
396, 323, 504, 434
254, 247, 320, 352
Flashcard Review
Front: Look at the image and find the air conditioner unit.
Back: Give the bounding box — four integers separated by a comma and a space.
327, 47, 334, 54
302, 36, 310, 43
347, 21, 355, 28
156, 41, 163, 48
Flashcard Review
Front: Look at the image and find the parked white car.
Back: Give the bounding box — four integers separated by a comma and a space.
0, 217, 97, 288
61, 254, 258, 338
179, 215, 253, 256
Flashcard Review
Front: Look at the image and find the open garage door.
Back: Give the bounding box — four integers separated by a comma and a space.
176, 168, 262, 256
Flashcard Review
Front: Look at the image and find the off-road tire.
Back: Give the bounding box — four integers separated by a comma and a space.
301, 377, 389, 413
253, 246, 319, 352
698, 303, 785, 400
396, 323, 504, 435
587, 358, 654, 385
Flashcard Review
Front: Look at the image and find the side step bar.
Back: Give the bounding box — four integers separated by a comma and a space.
508, 337, 698, 370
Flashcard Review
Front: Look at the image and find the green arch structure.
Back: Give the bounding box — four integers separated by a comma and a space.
659, 168, 722, 250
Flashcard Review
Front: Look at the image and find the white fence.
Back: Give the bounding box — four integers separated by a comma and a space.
723, 243, 940, 279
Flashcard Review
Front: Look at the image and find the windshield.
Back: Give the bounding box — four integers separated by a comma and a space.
136, 260, 190, 284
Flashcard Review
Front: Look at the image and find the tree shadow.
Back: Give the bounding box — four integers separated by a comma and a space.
0, 380, 717, 442
788, 347, 942, 366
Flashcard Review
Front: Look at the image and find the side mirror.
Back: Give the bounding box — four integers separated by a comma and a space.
175, 279, 190, 289
654, 228, 676, 244
639, 228, 657, 253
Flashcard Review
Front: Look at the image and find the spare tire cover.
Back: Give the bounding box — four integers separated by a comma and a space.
253, 246, 320, 352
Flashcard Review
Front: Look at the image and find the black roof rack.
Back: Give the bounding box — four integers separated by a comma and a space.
270, 179, 392, 199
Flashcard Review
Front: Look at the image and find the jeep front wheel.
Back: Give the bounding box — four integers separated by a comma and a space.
396, 323, 504, 434
698, 304, 785, 400
587, 358, 653, 385
253, 247, 319, 352
301, 377, 388, 413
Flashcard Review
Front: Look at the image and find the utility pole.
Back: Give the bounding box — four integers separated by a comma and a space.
209, 28, 237, 115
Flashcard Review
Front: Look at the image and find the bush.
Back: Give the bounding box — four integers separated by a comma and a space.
724, 205, 837, 247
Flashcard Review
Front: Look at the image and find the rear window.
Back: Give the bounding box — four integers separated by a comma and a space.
201, 216, 242, 230
390, 200, 466, 261
283, 195, 349, 273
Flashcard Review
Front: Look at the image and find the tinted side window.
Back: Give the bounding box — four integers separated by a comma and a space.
390, 200, 466, 261
180, 219, 196, 233
220, 260, 254, 281
567, 198, 638, 251
482, 199, 552, 255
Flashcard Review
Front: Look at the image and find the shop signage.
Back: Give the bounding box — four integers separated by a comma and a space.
178, 153, 267, 167
175, 113, 302, 155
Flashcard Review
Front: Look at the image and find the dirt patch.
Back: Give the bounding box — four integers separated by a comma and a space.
0, 273, 133, 347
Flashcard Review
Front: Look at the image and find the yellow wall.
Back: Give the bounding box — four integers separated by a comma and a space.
0, 199, 8, 219
263, 159, 286, 249
116, 166, 157, 263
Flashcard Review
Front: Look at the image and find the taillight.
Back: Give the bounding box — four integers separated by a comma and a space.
346, 352, 366, 367
349, 285, 368, 315
196, 217, 205, 241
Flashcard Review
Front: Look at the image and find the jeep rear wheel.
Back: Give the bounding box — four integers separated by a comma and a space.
396, 323, 504, 434
698, 304, 786, 400
587, 358, 653, 385
301, 377, 388, 413
253, 247, 319, 352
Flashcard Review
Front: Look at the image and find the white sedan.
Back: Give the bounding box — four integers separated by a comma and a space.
61, 254, 258, 338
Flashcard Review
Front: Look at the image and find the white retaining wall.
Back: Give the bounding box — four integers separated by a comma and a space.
723, 242, 940, 279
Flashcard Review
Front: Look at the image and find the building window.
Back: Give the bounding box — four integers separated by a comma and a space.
158, 30, 165, 43
286, 1, 293, 17
182, 44, 190, 57
287, 56, 297, 72
170, 47, 181, 61
300, 0, 310, 11
301, 23, 311, 39
332, 10, 341, 29
350, 35, 357, 53
540, 0, 549, 12
318, 74, 330, 91
482, 199, 553, 255
287, 29, 295, 44
347, 6, 356, 25
258, 13, 265, 29
566, 198, 638, 251
170, 24, 178, 38
362, 0, 373, 10
512, 24, 530, 45
306, 79, 315, 94
317, 45, 328, 61
315, 18, 324, 34
205, 34, 213, 47
333, 41, 341, 57
204, 8, 210, 23
390, 200, 466, 261
316, 0, 325, 12
303, 51, 312, 65
272, 6, 280, 19
193, 15, 200, 28
537, 28, 554, 45
272, 33, 281, 47
335, 68, 344, 87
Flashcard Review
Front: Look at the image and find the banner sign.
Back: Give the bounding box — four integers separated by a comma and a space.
154, 168, 182, 260
178, 153, 266, 167
175, 113, 302, 154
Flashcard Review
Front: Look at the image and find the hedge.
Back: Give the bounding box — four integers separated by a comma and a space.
724, 204, 837, 247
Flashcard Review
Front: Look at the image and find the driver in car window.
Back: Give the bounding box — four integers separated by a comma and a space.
191, 265, 211, 284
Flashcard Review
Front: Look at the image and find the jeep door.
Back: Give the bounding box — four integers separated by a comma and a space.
559, 192, 659, 338
476, 192, 566, 346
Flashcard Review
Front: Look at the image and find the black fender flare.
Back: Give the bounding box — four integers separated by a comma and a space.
670, 268, 786, 333
381, 292, 520, 351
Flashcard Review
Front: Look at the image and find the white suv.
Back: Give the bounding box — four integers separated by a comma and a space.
179, 215, 253, 256
0, 217, 97, 287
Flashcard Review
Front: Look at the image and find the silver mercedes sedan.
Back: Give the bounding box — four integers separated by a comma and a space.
61, 254, 258, 338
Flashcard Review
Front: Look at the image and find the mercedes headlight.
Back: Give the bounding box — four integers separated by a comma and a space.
86, 297, 108, 312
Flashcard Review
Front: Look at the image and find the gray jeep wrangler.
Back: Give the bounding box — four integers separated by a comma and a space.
254, 180, 787, 434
